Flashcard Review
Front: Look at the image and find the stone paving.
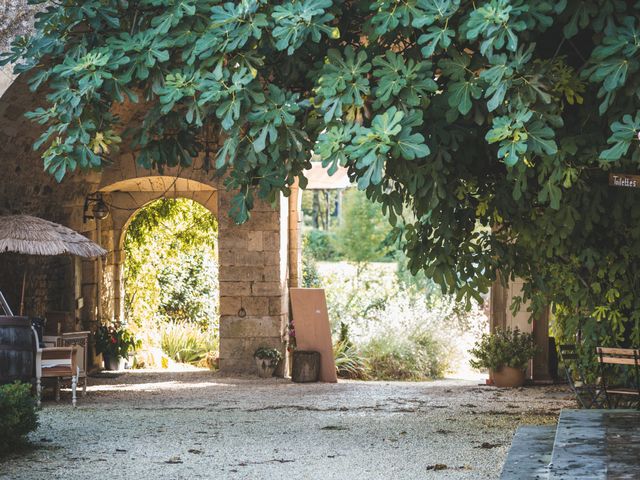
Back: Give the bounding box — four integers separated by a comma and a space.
0, 371, 575, 480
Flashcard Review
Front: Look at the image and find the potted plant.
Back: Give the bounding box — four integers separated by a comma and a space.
254, 347, 282, 378
469, 327, 538, 387
95, 323, 141, 371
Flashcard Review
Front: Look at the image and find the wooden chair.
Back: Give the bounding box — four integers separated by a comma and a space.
559, 344, 604, 408
35, 346, 80, 407
596, 347, 640, 409
42, 335, 60, 348
61, 331, 89, 396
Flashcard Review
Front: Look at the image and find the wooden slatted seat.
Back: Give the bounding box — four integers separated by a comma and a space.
36, 346, 80, 407
596, 347, 640, 408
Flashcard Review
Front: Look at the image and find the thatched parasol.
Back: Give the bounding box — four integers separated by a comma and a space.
0, 215, 107, 257
0, 215, 107, 314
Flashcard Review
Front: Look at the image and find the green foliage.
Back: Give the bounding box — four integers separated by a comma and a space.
333, 340, 368, 380
124, 198, 218, 329
362, 329, 449, 380
469, 328, 537, 371
95, 323, 141, 359
321, 261, 486, 380
0, 382, 38, 453
254, 347, 283, 364
303, 229, 340, 261
157, 252, 218, 327
7, 0, 640, 372
302, 254, 322, 288
160, 321, 218, 365
333, 322, 368, 379
333, 189, 393, 264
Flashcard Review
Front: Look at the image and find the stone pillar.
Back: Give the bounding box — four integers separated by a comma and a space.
217, 192, 288, 374
490, 277, 552, 382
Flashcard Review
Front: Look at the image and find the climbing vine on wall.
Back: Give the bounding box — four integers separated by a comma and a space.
5, 1, 640, 364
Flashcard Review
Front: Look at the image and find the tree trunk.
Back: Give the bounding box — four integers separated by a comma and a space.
312, 191, 320, 229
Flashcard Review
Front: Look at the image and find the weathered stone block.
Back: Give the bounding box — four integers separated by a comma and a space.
246, 212, 280, 231
269, 296, 286, 316
260, 265, 282, 281
218, 248, 236, 266
220, 316, 281, 338
240, 296, 270, 316
219, 281, 251, 296
251, 281, 282, 296
262, 231, 280, 251
247, 231, 263, 251
219, 265, 265, 282
234, 250, 265, 266
219, 296, 242, 316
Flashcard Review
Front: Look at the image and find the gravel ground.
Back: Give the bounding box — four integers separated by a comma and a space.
0, 371, 574, 480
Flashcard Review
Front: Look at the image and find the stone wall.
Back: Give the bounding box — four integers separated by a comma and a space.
0, 62, 300, 374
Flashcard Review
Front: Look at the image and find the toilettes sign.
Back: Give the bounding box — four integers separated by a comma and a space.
609, 173, 640, 188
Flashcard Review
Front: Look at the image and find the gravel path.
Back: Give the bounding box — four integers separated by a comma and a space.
0, 371, 574, 479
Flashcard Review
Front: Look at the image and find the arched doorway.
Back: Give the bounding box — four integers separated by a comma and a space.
122, 197, 219, 368
97, 176, 218, 325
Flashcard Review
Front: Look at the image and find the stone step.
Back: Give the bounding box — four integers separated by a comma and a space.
548, 409, 640, 479
500, 425, 555, 479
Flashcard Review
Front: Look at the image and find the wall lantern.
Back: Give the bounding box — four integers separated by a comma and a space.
83, 193, 110, 223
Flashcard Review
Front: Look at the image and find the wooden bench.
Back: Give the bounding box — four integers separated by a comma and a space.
596, 347, 640, 408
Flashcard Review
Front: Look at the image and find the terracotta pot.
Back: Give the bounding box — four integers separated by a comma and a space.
491, 366, 526, 387
255, 357, 276, 378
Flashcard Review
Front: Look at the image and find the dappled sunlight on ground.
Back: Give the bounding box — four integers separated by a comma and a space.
88, 380, 237, 393
4, 370, 576, 480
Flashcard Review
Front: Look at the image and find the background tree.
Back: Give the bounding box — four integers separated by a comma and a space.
334, 189, 392, 269
4, 1, 640, 367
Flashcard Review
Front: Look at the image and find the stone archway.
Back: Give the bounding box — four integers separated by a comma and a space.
89, 169, 293, 373
0, 71, 302, 375
97, 176, 218, 325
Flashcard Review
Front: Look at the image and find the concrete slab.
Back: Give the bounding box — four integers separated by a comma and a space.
549, 409, 640, 479
500, 425, 555, 479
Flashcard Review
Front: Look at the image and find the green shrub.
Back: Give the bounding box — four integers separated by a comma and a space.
254, 347, 283, 363
362, 330, 450, 381
0, 382, 38, 453
160, 322, 218, 365
334, 340, 368, 379
469, 328, 538, 371
302, 254, 322, 288
333, 323, 368, 379
303, 229, 340, 261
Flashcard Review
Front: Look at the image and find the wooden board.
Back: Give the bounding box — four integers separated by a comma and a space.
289, 288, 337, 383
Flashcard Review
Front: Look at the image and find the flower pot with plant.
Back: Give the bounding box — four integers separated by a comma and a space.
95, 323, 141, 371
254, 347, 282, 378
469, 327, 538, 387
